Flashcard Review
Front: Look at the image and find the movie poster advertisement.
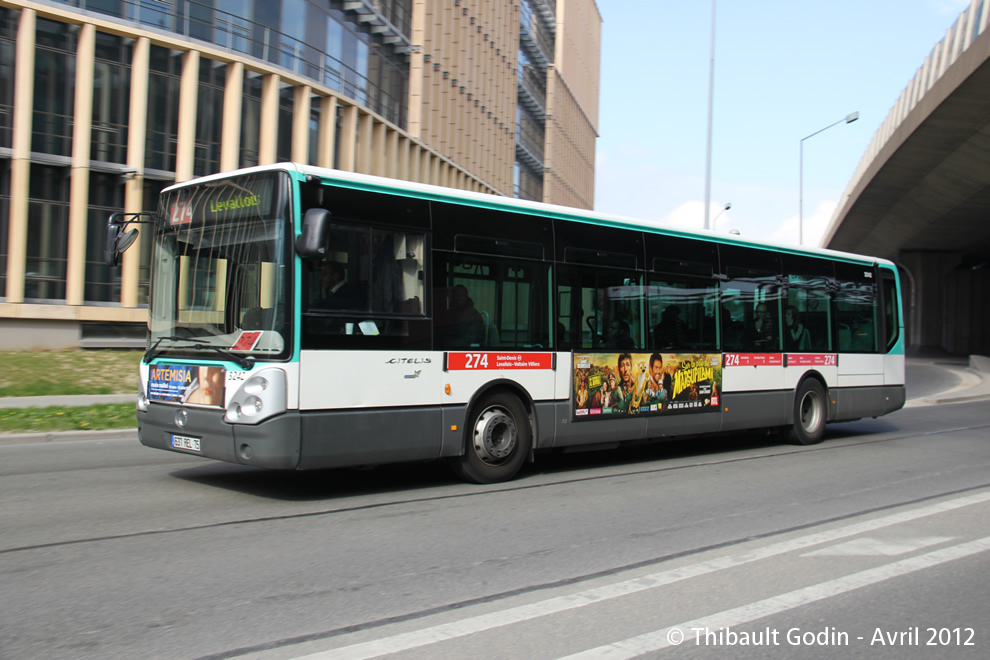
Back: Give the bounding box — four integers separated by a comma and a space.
148, 364, 226, 406
573, 352, 722, 419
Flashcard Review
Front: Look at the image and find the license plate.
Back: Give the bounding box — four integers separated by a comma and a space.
171, 434, 201, 452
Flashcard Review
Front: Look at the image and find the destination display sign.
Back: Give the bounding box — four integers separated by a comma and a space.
722, 353, 838, 367
446, 352, 554, 371
786, 353, 838, 367
723, 353, 784, 367
164, 172, 278, 227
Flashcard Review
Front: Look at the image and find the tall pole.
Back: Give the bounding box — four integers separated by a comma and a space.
799, 139, 804, 245
798, 111, 859, 245
704, 0, 716, 230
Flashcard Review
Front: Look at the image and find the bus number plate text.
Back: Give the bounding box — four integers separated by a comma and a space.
171, 434, 201, 452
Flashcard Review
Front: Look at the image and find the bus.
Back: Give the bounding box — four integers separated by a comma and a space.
105, 162, 905, 483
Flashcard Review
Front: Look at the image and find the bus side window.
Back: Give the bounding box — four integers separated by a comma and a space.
881, 270, 900, 350
719, 246, 782, 353
647, 273, 718, 352
836, 279, 877, 353
557, 265, 645, 350
721, 272, 781, 352
300, 220, 429, 348
785, 275, 832, 352
436, 253, 550, 350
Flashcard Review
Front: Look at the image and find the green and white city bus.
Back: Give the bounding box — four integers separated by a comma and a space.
105, 162, 905, 483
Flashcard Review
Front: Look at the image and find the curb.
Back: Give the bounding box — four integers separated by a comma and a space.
0, 428, 137, 446
0, 394, 136, 409
1, 396, 140, 445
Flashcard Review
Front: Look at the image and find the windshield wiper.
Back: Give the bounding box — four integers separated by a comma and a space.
182, 344, 255, 370
144, 335, 209, 364
144, 335, 254, 370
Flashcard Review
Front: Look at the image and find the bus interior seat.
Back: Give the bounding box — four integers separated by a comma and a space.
851, 316, 875, 351
480, 310, 500, 347
799, 312, 826, 351
723, 321, 745, 351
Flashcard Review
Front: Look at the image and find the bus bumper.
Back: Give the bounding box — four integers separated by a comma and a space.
137, 402, 301, 469
830, 384, 906, 423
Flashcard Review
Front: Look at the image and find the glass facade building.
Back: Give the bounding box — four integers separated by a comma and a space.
515, 0, 552, 202
0, 0, 601, 348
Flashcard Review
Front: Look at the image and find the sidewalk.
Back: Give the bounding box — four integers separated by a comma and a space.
903, 354, 990, 407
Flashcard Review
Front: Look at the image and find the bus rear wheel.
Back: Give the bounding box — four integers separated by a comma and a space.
452, 393, 531, 484
785, 379, 827, 445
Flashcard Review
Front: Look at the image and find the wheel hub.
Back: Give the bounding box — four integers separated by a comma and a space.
473, 407, 517, 465
800, 391, 823, 432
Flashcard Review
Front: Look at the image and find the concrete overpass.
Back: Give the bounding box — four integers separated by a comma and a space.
823, 0, 990, 356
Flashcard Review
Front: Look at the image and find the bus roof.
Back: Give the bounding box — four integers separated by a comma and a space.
163, 162, 895, 269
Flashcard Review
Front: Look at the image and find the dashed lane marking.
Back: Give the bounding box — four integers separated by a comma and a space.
291, 490, 990, 660
561, 535, 990, 659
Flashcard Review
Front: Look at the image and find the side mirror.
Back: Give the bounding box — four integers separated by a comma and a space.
104, 212, 155, 268
114, 229, 139, 263
295, 208, 331, 258
104, 219, 123, 268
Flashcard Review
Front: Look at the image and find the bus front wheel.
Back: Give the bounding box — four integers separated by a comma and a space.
785, 379, 827, 445
452, 393, 531, 484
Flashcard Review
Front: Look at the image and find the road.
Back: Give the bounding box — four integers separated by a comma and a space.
1, 374, 988, 659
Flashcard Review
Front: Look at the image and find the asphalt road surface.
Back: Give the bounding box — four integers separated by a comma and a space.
1, 378, 988, 659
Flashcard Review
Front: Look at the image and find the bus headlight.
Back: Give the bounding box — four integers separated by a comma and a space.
225, 368, 287, 425
137, 376, 149, 412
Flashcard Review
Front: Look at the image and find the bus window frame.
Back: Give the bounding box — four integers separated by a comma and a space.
718, 245, 784, 353
833, 261, 879, 354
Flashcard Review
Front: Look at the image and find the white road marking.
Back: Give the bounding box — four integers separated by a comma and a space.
561, 535, 990, 659
292, 490, 990, 660
801, 536, 955, 557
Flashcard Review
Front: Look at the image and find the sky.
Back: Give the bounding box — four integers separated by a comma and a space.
592, 0, 976, 247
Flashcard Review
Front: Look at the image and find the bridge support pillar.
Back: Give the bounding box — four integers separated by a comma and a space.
899, 251, 990, 356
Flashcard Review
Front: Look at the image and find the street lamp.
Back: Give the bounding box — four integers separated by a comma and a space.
799, 111, 859, 245
712, 202, 731, 226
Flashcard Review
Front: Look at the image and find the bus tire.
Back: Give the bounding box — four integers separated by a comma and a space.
786, 379, 827, 445
452, 393, 531, 484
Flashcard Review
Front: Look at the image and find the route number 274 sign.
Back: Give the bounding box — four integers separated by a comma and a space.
447, 352, 553, 371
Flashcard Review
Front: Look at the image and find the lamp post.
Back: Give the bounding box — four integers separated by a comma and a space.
704, 0, 717, 230
799, 111, 859, 245
712, 202, 731, 226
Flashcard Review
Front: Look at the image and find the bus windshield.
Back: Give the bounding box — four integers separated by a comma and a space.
147, 171, 291, 362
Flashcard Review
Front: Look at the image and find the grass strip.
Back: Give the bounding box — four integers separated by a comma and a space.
0, 404, 137, 434
0, 350, 143, 398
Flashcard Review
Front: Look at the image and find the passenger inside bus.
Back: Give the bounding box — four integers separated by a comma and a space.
608, 319, 635, 349
305, 261, 363, 334
784, 306, 812, 351
747, 303, 778, 350
314, 261, 363, 311
439, 284, 486, 347
652, 304, 687, 349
